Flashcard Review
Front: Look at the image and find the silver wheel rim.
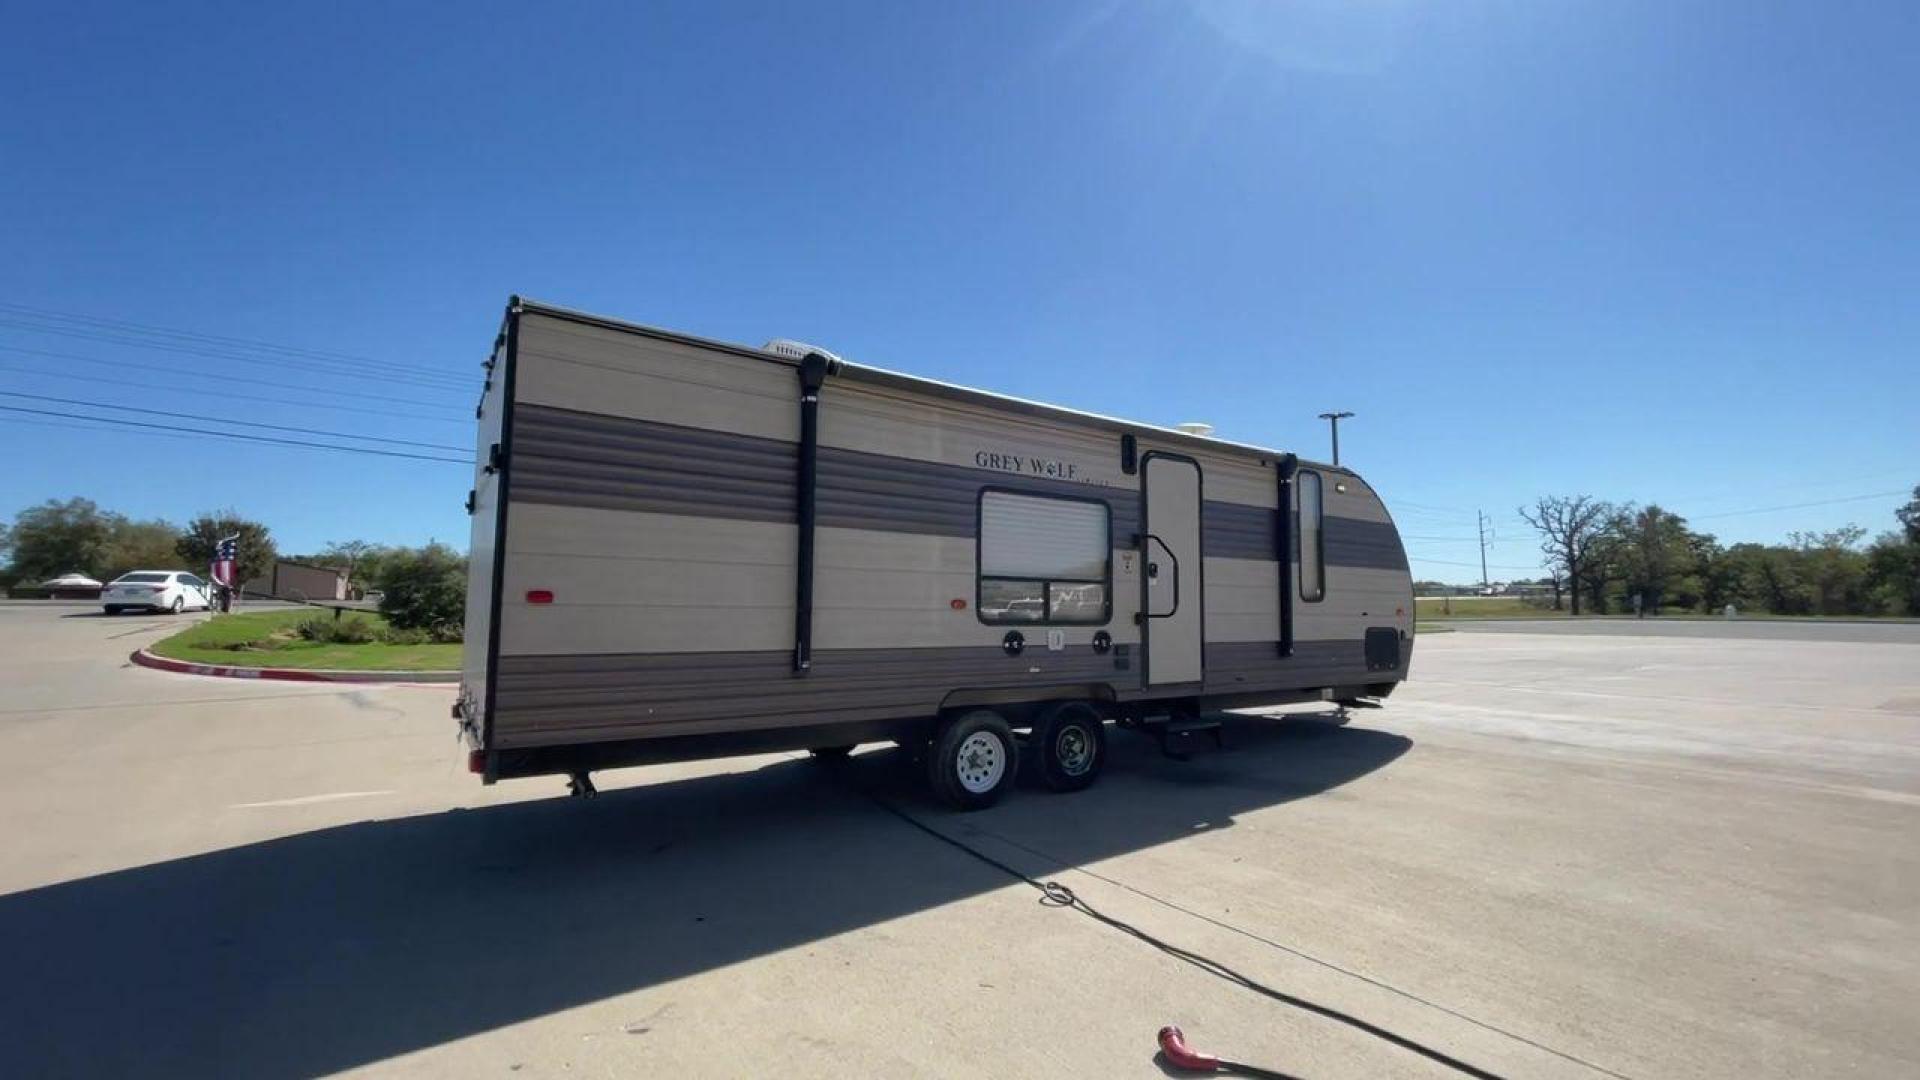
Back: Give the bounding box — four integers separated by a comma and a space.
954, 730, 1007, 794
1055, 724, 1095, 776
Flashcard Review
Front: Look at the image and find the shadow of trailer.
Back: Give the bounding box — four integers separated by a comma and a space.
457, 299, 1417, 808
0, 709, 1408, 1078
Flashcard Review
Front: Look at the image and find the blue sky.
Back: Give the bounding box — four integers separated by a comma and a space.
2, 1, 1914, 580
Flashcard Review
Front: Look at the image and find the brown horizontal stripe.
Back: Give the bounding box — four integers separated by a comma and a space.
508, 403, 1403, 569
490, 638, 1407, 749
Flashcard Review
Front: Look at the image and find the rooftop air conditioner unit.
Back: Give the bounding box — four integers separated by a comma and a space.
763, 339, 843, 365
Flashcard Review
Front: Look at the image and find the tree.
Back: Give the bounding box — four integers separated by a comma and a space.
1787, 526, 1869, 615
1614, 504, 1699, 613
1897, 485, 1920, 545
177, 512, 277, 587
1865, 532, 1920, 616
374, 543, 467, 640
3, 497, 122, 581
1518, 496, 1615, 615
1691, 533, 1732, 612
1750, 544, 1812, 614
103, 519, 184, 581
318, 539, 381, 593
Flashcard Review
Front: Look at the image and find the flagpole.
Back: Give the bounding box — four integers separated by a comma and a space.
212, 532, 241, 614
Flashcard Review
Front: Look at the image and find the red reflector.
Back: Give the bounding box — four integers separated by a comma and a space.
526, 590, 554, 604
950, 597, 967, 610
467, 750, 486, 774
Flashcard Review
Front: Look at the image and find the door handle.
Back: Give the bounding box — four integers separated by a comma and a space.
1141, 533, 1180, 619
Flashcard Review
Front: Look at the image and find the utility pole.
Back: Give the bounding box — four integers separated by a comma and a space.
1316, 411, 1354, 465
1476, 510, 1492, 594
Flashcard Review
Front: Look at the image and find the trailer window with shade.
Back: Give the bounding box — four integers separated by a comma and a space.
976, 490, 1111, 624
1299, 469, 1326, 602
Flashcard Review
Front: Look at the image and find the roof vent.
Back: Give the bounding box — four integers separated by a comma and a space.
1175, 422, 1215, 438
764, 338, 843, 365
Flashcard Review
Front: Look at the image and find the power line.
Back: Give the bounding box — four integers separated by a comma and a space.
0, 359, 469, 424
1409, 554, 1543, 572
0, 301, 472, 385
1657, 468, 1915, 508
0, 404, 473, 464
1690, 489, 1911, 521
0, 413, 217, 446
0, 317, 471, 393
0, 390, 471, 452
1393, 499, 1474, 514
0, 343, 470, 415
1392, 509, 1480, 524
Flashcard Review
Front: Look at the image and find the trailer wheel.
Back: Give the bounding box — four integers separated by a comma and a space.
1031, 701, 1106, 792
928, 710, 1018, 810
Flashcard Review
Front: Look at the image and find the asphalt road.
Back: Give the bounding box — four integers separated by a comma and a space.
0, 605, 1914, 1078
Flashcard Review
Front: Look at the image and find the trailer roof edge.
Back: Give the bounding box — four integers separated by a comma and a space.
511, 297, 1348, 471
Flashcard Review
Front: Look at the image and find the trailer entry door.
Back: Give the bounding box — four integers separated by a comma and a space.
1140, 453, 1203, 686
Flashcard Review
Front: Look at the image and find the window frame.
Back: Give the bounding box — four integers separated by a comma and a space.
974, 486, 1114, 626
1298, 469, 1327, 603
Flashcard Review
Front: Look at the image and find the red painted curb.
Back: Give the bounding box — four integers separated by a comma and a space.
130, 648, 457, 684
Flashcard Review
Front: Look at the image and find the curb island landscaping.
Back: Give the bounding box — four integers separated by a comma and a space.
141, 608, 459, 681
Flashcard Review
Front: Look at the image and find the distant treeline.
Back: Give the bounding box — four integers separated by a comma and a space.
1512, 487, 1920, 617
0, 496, 460, 601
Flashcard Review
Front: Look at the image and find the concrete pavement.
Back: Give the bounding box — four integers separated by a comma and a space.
0, 604, 1914, 1078
1432, 615, 1920, 645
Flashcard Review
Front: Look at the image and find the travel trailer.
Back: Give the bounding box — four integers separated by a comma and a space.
457, 299, 1413, 808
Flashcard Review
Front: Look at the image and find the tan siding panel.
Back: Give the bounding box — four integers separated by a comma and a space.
497, 504, 1143, 653
514, 312, 796, 440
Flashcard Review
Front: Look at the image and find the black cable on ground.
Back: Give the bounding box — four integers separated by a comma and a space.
978, 830, 1634, 1080
862, 791, 1508, 1080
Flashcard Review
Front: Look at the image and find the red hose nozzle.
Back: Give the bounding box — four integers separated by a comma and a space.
1158, 1025, 1222, 1072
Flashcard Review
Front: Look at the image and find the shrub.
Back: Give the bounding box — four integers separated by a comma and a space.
378, 624, 431, 645
295, 614, 379, 644
375, 543, 466, 640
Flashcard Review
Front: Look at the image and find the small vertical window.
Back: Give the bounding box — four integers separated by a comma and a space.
1298, 470, 1325, 602
978, 490, 1111, 625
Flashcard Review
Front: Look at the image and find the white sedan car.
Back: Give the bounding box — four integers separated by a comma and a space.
101, 571, 215, 615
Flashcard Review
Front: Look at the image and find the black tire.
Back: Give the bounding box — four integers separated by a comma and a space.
808, 744, 856, 761
928, 710, 1018, 810
1031, 701, 1107, 792
103, 606, 121, 616
170, 596, 185, 614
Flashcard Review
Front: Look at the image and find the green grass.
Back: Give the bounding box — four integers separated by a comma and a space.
149, 609, 461, 671
1416, 596, 1567, 620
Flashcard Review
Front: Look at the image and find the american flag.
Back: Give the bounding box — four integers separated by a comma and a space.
211, 535, 238, 588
